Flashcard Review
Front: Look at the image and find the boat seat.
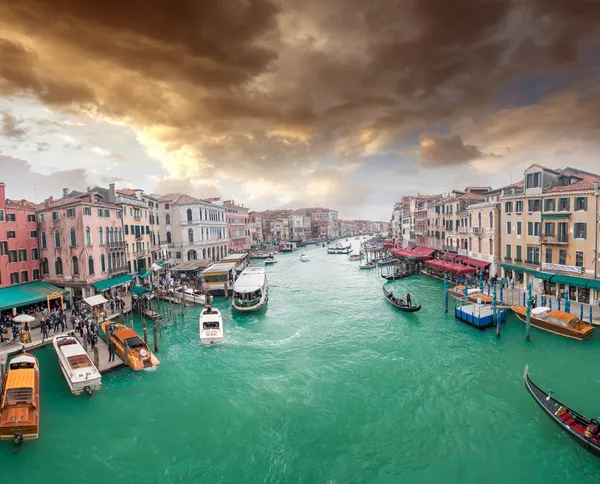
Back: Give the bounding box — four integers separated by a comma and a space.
564, 417, 576, 426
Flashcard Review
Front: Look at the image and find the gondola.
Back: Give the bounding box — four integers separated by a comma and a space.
381, 271, 410, 281
524, 365, 600, 457
382, 286, 421, 312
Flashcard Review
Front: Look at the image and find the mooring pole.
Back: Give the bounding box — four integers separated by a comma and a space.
444, 274, 449, 313
580, 303, 584, 321
479, 271, 483, 292
525, 282, 532, 341
494, 282, 499, 338
153, 325, 159, 353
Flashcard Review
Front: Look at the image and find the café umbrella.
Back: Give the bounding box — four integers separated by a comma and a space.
12, 314, 36, 323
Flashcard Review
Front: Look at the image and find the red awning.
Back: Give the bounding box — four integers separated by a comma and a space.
425, 259, 476, 275
440, 253, 458, 261
461, 257, 490, 269
454, 256, 465, 263
414, 246, 436, 257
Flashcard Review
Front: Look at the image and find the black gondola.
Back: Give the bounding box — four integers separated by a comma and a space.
524, 365, 600, 457
381, 271, 410, 281
382, 286, 421, 312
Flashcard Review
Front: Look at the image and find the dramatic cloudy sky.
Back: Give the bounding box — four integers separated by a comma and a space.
1, 1, 599, 219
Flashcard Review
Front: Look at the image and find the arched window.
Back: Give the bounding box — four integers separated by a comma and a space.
489, 211, 494, 229
202, 248, 206, 259
166, 231, 172, 244
199, 209, 203, 220
468, 213, 472, 228
55, 257, 63, 275
188, 228, 194, 242
69, 227, 77, 247
101, 254, 106, 272
188, 250, 197, 260
166, 214, 171, 225
478, 212, 482, 228
72, 256, 79, 275
88, 255, 95, 275
86, 226, 92, 245
99, 227, 104, 245
187, 208, 192, 221
41, 231, 47, 249
41, 258, 49, 275
54, 230, 61, 248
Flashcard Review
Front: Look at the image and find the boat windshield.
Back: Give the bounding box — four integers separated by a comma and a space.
125, 336, 146, 349
203, 321, 220, 330
67, 354, 94, 370
5, 387, 33, 405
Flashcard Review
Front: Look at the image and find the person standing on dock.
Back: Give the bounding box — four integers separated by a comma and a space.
108, 339, 116, 362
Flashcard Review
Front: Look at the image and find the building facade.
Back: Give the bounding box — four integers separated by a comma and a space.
221, 200, 251, 252
249, 212, 264, 246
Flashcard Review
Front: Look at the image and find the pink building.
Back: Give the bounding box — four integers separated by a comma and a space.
37, 190, 125, 302
0, 183, 41, 287
222, 200, 251, 252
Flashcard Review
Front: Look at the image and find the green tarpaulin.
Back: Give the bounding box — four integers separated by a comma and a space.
131, 286, 151, 296
534, 272, 553, 280
92, 274, 132, 292
549, 274, 589, 287
585, 279, 600, 290
138, 271, 152, 279
541, 213, 571, 219
156, 261, 166, 266
0, 282, 69, 311
500, 263, 538, 275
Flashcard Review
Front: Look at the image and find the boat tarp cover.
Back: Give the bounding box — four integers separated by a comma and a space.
92, 274, 133, 292
0, 281, 69, 311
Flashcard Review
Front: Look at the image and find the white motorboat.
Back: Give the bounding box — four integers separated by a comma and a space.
300, 253, 310, 262
170, 286, 206, 305
264, 257, 277, 265
231, 267, 269, 312
53, 335, 101, 396
200, 306, 224, 344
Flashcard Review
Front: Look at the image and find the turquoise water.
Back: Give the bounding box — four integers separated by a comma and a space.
2, 240, 600, 483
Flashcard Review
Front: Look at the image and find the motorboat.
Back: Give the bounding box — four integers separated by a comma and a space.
250, 252, 271, 259
300, 253, 310, 262
170, 286, 206, 305
382, 286, 421, 312
231, 267, 269, 312
376, 258, 396, 266
200, 306, 224, 344
348, 253, 364, 261
359, 261, 376, 270
524, 366, 600, 457
0, 353, 39, 443
100, 322, 160, 370
449, 286, 493, 304
327, 243, 352, 254
264, 257, 277, 265
511, 306, 593, 340
53, 334, 101, 396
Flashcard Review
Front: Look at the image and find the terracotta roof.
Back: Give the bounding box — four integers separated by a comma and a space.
158, 193, 203, 205
117, 189, 138, 196
486, 180, 524, 194
546, 169, 600, 193
6, 199, 37, 210
38, 196, 86, 210
524, 163, 561, 175
456, 192, 485, 202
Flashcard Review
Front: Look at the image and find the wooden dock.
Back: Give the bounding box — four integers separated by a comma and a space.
74, 332, 124, 373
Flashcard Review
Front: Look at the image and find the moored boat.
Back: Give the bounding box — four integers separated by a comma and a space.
200, 306, 224, 344
449, 286, 493, 304
170, 286, 206, 305
232, 267, 268, 312
524, 365, 600, 457
382, 270, 410, 281
511, 306, 593, 340
359, 261, 376, 270
348, 253, 363, 261
0, 353, 39, 443
100, 322, 160, 370
376, 258, 396, 266
327, 243, 352, 254
382, 286, 421, 312
53, 335, 101, 395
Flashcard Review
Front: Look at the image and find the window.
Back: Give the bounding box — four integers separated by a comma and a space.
52, 211, 59, 221
188, 228, 194, 242
559, 250, 567, 265
6, 213, 16, 222
41, 258, 49, 275
124, 224, 129, 235
55, 257, 63, 275
21, 271, 28, 283
527, 222, 533, 236
505, 244, 511, 260
575, 197, 587, 211
39, 213, 45, 222
27, 214, 36, 222
101, 254, 106, 273
526, 172, 541, 189
166, 231, 172, 244
534, 222, 541, 236
99, 227, 104, 245
66, 208, 76, 218
506, 222, 511, 235
98, 208, 104, 217
165, 203, 170, 210
576, 251, 584, 267
175, 251, 182, 259
544, 222, 555, 236
54, 230, 61, 248
7, 231, 16, 239
31, 248, 38, 260
0, 209, 3, 221
0, 241, 7, 255
558, 198, 570, 211
574, 223, 587, 239
516, 245, 522, 262
526, 247, 540, 264
86, 226, 92, 245
8, 250, 17, 263
504, 201, 512, 213
104, 209, 110, 217
515, 200, 523, 213
146, 226, 150, 234
41, 231, 47, 249
32, 269, 40, 281
545, 248, 552, 264
528, 199, 541, 212
18, 249, 27, 262
69, 227, 77, 247
544, 199, 555, 212
10, 272, 19, 285
30, 230, 37, 238
84, 207, 92, 216
88, 256, 95, 275
489, 211, 494, 228
187, 208, 193, 221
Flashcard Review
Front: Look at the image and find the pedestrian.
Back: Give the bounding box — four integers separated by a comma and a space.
40, 316, 45, 334
108, 339, 116, 362
91, 333, 97, 350
42, 320, 49, 340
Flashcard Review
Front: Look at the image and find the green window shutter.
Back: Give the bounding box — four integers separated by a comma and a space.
583, 223, 587, 239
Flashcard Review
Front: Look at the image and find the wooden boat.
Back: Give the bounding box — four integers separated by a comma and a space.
524, 365, 600, 457
449, 286, 493, 304
376, 258, 396, 267
359, 261, 376, 270
382, 271, 410, 281
348, 253, 364, 261
0, 353, 39, 443
170, 286, 206, 305
327, 244, 352, 254
100, 322, 160, 370
53, 335, 101, 395
383, 286, 421, 312
511, 306, 593, 340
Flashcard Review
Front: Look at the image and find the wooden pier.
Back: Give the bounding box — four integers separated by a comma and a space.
74, 331, 124, 373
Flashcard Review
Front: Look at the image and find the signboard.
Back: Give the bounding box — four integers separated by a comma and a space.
542, 263, 583, 274
458, 249, 467, 256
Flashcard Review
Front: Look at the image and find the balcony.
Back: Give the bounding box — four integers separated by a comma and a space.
442, 244, 458, 252
108, 265, 128, 275
108, 241, 126, 249
457, 227, 468, 233
540, 234, 569, 245
471, 227, 484, 234
135, 233, 144, 240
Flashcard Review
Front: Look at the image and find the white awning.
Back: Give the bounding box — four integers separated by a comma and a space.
83, 295, 108, 307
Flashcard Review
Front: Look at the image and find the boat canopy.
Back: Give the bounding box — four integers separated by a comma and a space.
532, 307, 551, 316
83, 294, 108, 307
10, 354, 37, 367
233, 267, 267, 294
6, 368, 35, 390
202, 262, 237, 276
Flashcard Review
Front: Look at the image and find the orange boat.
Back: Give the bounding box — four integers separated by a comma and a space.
100, 322, 160, 370
0, 353, 40, 443
511, 306, 594, 341
449, 285, 493, 304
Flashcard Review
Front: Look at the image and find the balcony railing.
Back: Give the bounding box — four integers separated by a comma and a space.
457, 227, 468, 233
472, 227, 484, 234
108, 265, 128, 274
108, 241, 126, 249
442, 244, 457, 252
540, 234, 569, 245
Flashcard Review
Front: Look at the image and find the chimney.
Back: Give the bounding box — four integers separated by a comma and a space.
87, 186, 91, 193
63, 188, 69, 198
108, 183, 116, 204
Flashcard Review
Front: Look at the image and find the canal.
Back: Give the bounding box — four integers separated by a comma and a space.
2, 239, 600, 483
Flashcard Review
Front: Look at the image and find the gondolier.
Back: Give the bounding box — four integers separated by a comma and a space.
406, 292, 412, 306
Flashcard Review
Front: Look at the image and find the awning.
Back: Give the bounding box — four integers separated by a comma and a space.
541, 213, 571, 220
534, 272, 554, 281
461, 257, 490, 269
500, 263, 538, 275
138, 271, 152, 279
156, 261, 166, 267
92, 274, 133, 292
550, 274, 591, 288
131, 286, 151, 296
0, 282, 70, 312
586, 279, 600, 290
83, 295, 108, 307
